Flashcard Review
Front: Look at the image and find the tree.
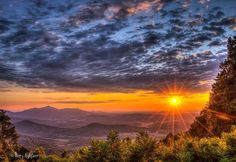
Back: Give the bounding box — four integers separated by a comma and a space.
128, 132, 158, 162
76, 130, 126, 162
0, 109, 18, 160
189, 36, 236, 137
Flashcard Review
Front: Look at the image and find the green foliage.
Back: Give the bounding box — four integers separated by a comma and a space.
0, 109, 18, 161
189, 36, 236, 137
34, 146, 46, 157
194, 138, 226, 162
73, 130, 127, 162
155, 126, 236, 162
39, 154, 68, 162
128, 132, 158, 162
37, 127, 236, 162
222, 126, 236, 158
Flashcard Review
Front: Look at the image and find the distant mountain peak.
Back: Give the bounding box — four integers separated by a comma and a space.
40, 106, 57, 110
16, 119, 36, 125
20, 106, 57, 113
8, 106, 91, 120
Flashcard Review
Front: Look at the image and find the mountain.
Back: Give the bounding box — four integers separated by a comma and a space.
7, 106, 159, 128
14, 119, 148, 152
15, 120, 65, 138
7, 106, 199, 131
77, 122, 147, 136
15, 120, 147, 138
8, 106, 91, 121
5, 106, 198, 152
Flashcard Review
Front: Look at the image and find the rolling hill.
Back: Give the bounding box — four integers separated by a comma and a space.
15, 120, 147, 138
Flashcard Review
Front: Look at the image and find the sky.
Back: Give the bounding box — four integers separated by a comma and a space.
0, 0, 236, 112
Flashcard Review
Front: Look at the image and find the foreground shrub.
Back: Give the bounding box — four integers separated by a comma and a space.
15, 126, 236, 162
127, 132, 158, 162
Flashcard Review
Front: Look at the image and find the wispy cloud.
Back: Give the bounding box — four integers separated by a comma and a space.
54, 100, 119, 104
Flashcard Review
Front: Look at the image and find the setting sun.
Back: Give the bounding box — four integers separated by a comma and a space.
168, 96, 182, 106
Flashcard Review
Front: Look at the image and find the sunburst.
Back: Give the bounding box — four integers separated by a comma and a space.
168, 96, 182, 106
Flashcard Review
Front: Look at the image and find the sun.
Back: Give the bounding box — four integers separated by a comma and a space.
168, 96, 182, 106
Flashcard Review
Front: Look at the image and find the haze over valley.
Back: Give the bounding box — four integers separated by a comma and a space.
6, 106, 198, 153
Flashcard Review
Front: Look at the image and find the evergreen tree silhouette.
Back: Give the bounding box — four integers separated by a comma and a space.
0, 110, 18, 160
189, 36, 236, 137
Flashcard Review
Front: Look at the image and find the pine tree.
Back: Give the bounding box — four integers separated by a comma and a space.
77, 131, 126, 162
189, 36, 236, 137
0, 110, 18, 159
128, 132, 158, 162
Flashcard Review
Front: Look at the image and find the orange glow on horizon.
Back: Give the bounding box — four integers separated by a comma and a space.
168, 96, 182, 106
0, 81, 209, 112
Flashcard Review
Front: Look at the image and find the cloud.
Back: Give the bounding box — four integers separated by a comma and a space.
198, 80, 215, 86
54, 100, 119, 104
0, 89, 11, 92
203, 26, 225, 35
210, 17, 236, 26
0, 0, 235, 93
208, 39, 222, 46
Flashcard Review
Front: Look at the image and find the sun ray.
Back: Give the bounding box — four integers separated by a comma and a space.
155, 108, 171, 135
168, 108, 173, 135
176, 109, 188, 131
187, 112, 215, 136
172, 108, 175, 134
205, 109, 236, 120
152, 78, 205, 138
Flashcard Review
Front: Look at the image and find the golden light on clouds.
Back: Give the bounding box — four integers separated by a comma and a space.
127, 2, 151, 14
127, 0, 164, 15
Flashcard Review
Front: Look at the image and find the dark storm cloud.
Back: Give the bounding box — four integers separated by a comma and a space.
0, 0, 235, 93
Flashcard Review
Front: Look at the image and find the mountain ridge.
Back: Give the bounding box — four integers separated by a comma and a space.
15, 119, 147, 138
7, 106, 92, 120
